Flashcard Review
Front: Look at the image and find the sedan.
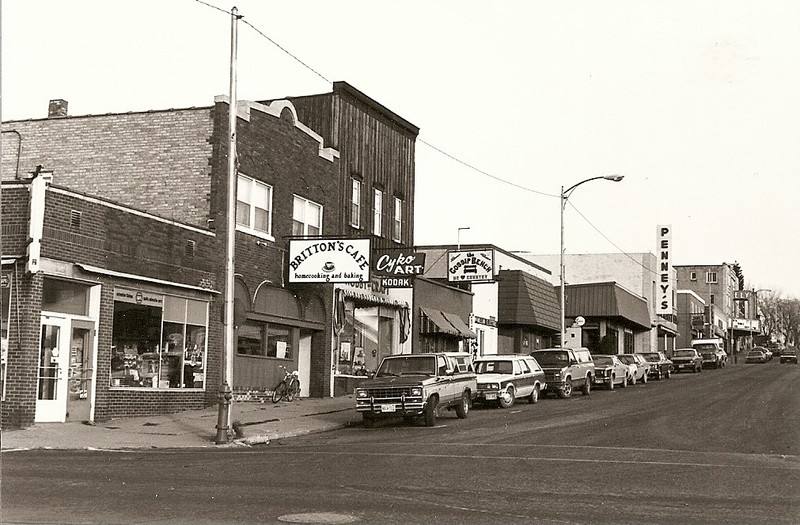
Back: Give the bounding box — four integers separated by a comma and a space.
745, 349, 768, 363
590, 354, 629, 389
637, 351, 673, 380
780, 347, 798, 364
617, 354, 650, 385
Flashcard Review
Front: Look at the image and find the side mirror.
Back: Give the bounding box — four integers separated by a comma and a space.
446, 369, 455, 376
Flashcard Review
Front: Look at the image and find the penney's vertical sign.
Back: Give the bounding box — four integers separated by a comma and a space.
656, 225, 673, 314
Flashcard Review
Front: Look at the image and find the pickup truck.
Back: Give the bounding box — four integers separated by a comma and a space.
691, 339, 727, 369
355, 353, 476, 427
671, 348, 704, 373
530, 347, 595, 398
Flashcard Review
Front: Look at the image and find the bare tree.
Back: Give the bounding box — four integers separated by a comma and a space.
757, 290, 800, 346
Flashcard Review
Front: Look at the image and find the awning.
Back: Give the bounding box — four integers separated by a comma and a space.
563, 281, 651, 330
76, 264, 220, 294
420, 307, 476, 338
340, 286, 408, 308
441, 311, 477, 338
497, 270, 560, 331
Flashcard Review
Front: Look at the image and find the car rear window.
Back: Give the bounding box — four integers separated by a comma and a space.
531, 351, 569, 366
476, 360, 514, 374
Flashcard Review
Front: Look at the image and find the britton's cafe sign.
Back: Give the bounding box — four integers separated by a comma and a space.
288, 238, 371, 283
657, 225, 673, 314
372, 251, 426, 288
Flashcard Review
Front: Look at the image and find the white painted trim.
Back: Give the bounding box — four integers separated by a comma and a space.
215, 95, 340, 162
76, 264, 219, 294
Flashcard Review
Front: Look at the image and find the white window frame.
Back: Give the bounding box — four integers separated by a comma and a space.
690, 271, 697, 281
706, 271, 718, 284
292, 195, 323, 236
351, 178, 361, 228
393, 197, 402, 242
236, 174, 274, 240
373, 188, 383, 237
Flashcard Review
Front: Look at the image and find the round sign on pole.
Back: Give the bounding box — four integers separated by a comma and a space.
574, 316, 586, 327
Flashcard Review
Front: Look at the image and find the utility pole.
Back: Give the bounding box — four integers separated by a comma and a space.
216, 5, 241, 445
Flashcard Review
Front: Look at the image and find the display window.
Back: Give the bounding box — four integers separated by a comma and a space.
110, 288, 208, 389
236, 321, 293, 359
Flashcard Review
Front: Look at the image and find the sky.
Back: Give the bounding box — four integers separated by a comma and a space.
2, 0, 799, 298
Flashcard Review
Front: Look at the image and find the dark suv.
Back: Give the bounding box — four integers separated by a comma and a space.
530, 348, 595, 398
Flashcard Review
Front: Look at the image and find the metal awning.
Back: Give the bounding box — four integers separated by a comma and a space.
420, 307, 476, 338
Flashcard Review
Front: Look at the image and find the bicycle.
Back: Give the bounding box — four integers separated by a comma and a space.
271, 366, 301, 403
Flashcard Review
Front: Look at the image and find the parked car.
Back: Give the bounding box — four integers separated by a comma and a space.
590, 354, 629, 389
617, 354, 650, 385
671, 348, 704, 373
637, 352, 673, 380
780, 347, 798, 364
692, 339, 728, 369
355, 353, 476, 427
530, 348, 595, 399
474, 355, 546, 408
745, 349, 768, 364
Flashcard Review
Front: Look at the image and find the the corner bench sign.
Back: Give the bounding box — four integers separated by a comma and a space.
288, 238, 371, 283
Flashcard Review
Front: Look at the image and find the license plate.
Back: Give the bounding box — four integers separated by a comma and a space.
380, 404, 396, 413
485, 393, 497, 400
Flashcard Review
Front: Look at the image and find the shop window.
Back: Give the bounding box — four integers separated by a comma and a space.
110, 288, 207, 389
236, 321, 293, 359
292, 195, 323, 236
350, 178, 361, 228
236, 174, 273, 237
373, 188, 383, 236
42, 278, 89, 316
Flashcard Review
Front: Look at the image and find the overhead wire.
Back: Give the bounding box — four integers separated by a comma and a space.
194, 0, 653, 269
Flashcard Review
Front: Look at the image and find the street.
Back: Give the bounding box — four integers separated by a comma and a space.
2, 360, 798, 525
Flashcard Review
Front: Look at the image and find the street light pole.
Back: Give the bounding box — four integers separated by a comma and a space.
457, 227, 470, 250
559, 175, 624, 348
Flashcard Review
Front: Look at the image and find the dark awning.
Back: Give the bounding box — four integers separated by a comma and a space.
562, 281, 651, 330
420, 307, 476, 338
497, 270, 561, 331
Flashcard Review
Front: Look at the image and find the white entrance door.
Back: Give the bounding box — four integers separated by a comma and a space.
66, 320, 95, 423
298, 332, 311, 398
35, 316, 71, 422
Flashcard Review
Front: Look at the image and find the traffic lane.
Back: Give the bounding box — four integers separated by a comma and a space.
3, 445, 797, 525
322, 359, 800, 456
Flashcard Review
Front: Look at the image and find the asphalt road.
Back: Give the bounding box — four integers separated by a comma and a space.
2, 360, 798, 525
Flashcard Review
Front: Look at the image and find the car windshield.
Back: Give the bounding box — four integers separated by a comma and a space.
693, 344, 718, 352
617, 355, 635, 364
748, 350, 764, 356
476, 360, 514, 374
674, 350, 695, 357
531, 351, 569, 366
639, 353, 659, 362
592, 356, 614, 366
376, 356, 436, 377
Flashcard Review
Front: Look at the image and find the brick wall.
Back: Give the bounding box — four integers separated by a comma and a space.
2, 108, 214, 229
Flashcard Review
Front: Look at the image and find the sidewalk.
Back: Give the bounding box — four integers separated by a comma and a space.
1, 395, 359, 451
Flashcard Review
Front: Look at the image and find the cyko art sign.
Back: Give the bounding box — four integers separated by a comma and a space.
373, 251, 426, 288
288, 238, 371, 283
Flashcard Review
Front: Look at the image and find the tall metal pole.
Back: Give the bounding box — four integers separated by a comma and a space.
560, 186, 566, 348
216, 5, 239, 445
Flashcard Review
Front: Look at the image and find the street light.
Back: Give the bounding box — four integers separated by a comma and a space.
559, 175, 624, 348
457, 226, 470, 250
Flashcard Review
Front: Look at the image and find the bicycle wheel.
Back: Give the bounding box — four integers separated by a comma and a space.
271, 381, 287, 403
286, 380, 300, 402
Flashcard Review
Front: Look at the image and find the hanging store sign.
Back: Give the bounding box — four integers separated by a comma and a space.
288, 238, 371, 283
447, 249, 494, 283
373, 251, 426, 288
656, 225, 673, 314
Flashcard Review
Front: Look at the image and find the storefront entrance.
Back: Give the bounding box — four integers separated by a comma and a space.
36, 316, 96, 423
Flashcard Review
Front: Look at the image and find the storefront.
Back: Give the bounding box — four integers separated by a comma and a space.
332, 280, 410, 396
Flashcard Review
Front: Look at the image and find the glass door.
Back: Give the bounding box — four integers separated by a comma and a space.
66, 320, 94, 422
35, 316, 71, 422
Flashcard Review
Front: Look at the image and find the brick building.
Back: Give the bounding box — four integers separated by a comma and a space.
2, 82, 417, 426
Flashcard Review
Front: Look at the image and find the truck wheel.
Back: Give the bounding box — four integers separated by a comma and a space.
529, 384, 540, 404
362, 413, 375, 428
558, 380, 572, 399
499, 387, 516, 408
424, 396, 438, 427
455, 391, 470, 418
581, 377, 591, 395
